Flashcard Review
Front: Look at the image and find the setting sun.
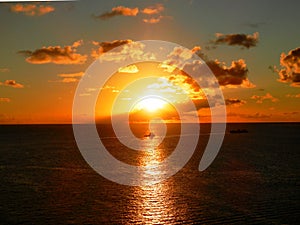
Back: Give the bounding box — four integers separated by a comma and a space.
134, 97, 167, 112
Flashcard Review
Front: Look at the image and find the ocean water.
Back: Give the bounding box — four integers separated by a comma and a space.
0, 123, 299, 224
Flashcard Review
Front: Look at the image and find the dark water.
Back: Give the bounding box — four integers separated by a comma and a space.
0, 123, 299, 224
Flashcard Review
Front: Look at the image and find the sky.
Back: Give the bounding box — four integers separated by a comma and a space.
0, 0, 300, 124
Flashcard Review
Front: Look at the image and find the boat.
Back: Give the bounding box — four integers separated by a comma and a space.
230, 129, 248, 134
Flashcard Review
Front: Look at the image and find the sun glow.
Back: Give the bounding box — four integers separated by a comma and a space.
134, 97, 167, 112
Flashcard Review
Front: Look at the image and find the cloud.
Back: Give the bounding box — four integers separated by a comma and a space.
162, 46, 255, 88
167, 74, 204, 99
212, 32, 259, 48
251, 93, 279, 103
0, 68, 9, 73
225, 98, 246, 107
59, 78, 78, 83
58, 72, 83, 83
285, 93, 300, 98
243, 112, 272, 119
94, 4, 166, 24
18, 40, 87, 64
94, 6, 139, 20
282, 111, 299, 116
118, 64, 139, 73
0, 97, 11, 103
49, 72, 84, 83
91, 39, 132, 57
206, 59, 254, 87
141, 4, 164, 15
275, 47, 300, 87
0, 80, 24, 88
58, 72, 84, 78
10, 4, 55, 16
92, 39, 155, 62
203, 59, 253, 88
143, 16, 163, 24
176, 97, 245, 113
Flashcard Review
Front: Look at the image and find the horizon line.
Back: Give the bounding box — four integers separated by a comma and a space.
1, 121, 300, 125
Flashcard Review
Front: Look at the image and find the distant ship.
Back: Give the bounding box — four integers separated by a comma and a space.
230, 129, 248, 134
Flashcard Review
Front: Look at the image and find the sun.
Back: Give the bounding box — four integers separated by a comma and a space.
134, 97, 167, 112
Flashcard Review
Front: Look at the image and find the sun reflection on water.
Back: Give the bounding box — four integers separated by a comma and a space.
129, 134, 187, 224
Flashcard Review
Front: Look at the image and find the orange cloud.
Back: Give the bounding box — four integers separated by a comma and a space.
0, 97, 11, 103
10, 4, 55, 16
118, 64, 139, 73
95, 6, 139, 19
60, 78, 78, 83
285, 93, 300, 98
49, 72, 84, 83
276, 47, 300, 87
212, 32, 259, 48
0, 80, 24, 88
251, 93, 279, 103
58, 72, 84, 83
18, 40, 87, 64
58, 72, 84, 78
94, 4, 166, 23
141, 4, 164, 15
143, 16, 163, 24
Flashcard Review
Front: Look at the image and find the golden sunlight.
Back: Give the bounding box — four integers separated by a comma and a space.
134, 97, 167, 112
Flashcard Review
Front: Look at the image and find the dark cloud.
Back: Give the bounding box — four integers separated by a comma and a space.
18, 40, 87, 64
94, 6, 139, 20
177, 97, 245, 112
283, 111, 299, 115
92, 39, 132, 53
212, 32, 259, 48
276, 47, 300, 87
225, 98, 246, 106
206, 59, 253, 87
164, 46, 255, 88
91, 39, 133, 58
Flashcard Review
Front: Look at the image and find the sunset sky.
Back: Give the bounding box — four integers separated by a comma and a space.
0, 0, 299, 124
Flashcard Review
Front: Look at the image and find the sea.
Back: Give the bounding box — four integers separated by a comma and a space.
0, 123, 299, 224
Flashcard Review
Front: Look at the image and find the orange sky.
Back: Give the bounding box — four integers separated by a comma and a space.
0, 1, 299, 124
